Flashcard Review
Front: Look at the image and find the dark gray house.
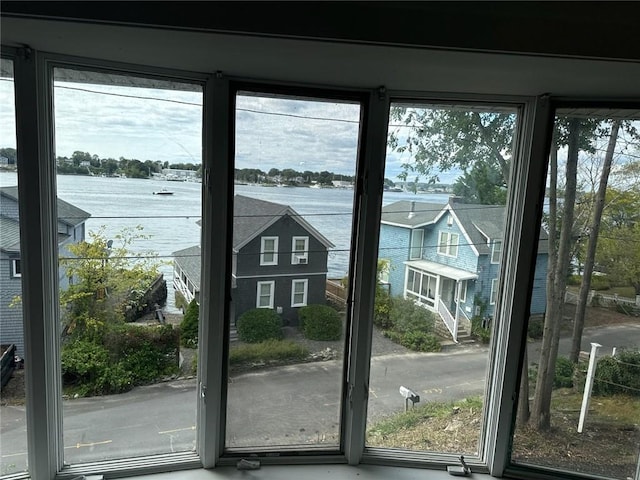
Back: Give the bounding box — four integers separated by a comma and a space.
0, 186, 91, 356
173, 194, 334, 325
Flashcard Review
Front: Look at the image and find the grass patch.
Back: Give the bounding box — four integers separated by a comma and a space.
367, 397, 482, 454
229, 339, 308, 365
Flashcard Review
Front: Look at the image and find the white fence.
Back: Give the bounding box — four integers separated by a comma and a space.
565, 290, 639, 309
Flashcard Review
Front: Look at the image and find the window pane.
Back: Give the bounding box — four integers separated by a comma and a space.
53, 67, 203, 465
0, 58, 29, 476
226, 91, 360, 451
512, 109, 640, 479
367, 102, 519, 457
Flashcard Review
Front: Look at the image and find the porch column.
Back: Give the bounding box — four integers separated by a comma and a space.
453, 280, 461, 342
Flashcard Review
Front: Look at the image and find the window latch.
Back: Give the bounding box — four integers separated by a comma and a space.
447, 455, 471, 476
200, 382, 207, 403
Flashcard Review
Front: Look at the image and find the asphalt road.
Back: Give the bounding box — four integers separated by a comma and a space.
1, 323, 638, 473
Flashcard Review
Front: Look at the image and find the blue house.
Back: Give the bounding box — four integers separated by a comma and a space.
379, 197, 547, 341
0, 186, 91, 356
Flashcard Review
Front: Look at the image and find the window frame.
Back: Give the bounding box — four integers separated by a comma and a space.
260, 236, 279, 265
291, 278, 308, 307
491, 240, 502, 264
437, 230, 459, 257
409, 228, 423, 260
13, 44, 635, 480
256, 280, 275, 308
291, 235, 309, 264
11, 258, 21, 277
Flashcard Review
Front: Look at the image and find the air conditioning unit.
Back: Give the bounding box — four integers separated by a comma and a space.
295, 255, 308, 265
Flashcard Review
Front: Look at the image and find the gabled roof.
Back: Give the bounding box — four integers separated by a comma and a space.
0, 186, 91, 227
382, 198, 548, 256
233, 195, 334, 250
0, 216, 21, 253
380, 200, 443, 228
172, 245, 201, 288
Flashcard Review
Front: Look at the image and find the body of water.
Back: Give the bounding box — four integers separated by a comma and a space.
0, 171, 450, 312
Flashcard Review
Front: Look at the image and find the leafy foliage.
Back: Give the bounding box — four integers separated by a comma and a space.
379, 296, 440, 352
237, 308, 283, 343
299, 304, 342, 341
180, 299, 199, 347
230, 340, 308, 365
527, 317, 544, 339
553, 356, 575, 389
593, 350, 640, 397
471, 316, 491, 344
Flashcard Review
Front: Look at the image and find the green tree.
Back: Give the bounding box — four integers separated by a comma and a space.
60, 225, 162, 338
180, 299, 200, 347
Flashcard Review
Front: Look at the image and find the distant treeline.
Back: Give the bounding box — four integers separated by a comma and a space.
236, 167, 367, 186
55, 151, 200, 178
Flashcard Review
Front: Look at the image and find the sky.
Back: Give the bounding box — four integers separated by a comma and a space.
0, 63, 462, 183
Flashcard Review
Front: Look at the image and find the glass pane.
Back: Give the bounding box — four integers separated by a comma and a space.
512, 109, 640, 479
53, 67, 203, 465
0, 58, 28, 476
366, 102, 520, 457
225, 91, 360, 451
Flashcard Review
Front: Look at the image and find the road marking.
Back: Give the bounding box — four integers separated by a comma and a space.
159, 426, 196, 435
64, 439, 112, 449
1, 451, 27, 458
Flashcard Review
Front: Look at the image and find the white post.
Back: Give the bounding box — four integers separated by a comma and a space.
578, 342, 602, 433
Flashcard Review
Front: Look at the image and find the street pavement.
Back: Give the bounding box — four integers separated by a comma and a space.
1, 323, 638, 473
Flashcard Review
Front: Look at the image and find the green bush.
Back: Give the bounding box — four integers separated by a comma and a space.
590, 275, 611, 291
180, 299, 200, 347
373, 287, 393, 329
593, 349, 640, 397
593, 356, 621, 396
616, 349, 640, 396
237, 308, 283, 343
384, 330, 441, 352
299, 304, 342, 341
61, 340, 132, 396
389, 296, 436, 335
471, 316, 491, 344
553, 356, 575, 389
566, 274, 582, 286
527, 316, 544, 339
230, 339, 308, 365
104, 323, 180, 384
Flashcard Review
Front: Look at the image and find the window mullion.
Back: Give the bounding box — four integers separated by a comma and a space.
198, 73, 231, 467
343, 88, 389, 464
487, 95, 553, 475
15, 49, 63, 478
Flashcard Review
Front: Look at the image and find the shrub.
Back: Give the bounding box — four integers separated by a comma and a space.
616, 349, 640, 396
527, 316, 544, 339
237, 308, 283, 343
553, 356, 574, 389
590, 275, 611, 291
61, 340, 132, 396
230, 339, 309, 365
104, 323, 180, 384
389, 297, 436, 335
593, 356, 621, 396
384, 330, 441, 352
373, 287, 393, 330
180, 299, 199, 347
471, 316, 491, 344
299, 304, 342, 341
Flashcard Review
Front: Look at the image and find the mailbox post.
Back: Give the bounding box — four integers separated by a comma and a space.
399, 386, 420, 411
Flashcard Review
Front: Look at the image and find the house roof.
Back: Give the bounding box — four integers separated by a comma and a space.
0, 216, 21, 253
0, 186, 91, 226
382, 198, 548, 256
380, 200, 443, 228
172, 245, 201, 289
405, 259, 478, 281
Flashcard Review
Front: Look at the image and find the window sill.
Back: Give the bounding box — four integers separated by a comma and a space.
130, 464, 492, 480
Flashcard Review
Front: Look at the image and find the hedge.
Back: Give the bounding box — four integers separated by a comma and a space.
237, 308, 283, 343
299, 304, 342, 341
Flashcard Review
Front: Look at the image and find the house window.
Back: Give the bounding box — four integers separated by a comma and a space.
378, 259, 390, 284
491, 240, 502, 264
490, 278, 498, 305
256, 280, 275, 308
291, 279, 308, 307
11, 259, 21, 277
459, 280, 467, 303
409, 229, 423, 259
260, 236, 279, 265
291, 236, 309, 264
405, 267, 436, 308
438, 230, 459, 257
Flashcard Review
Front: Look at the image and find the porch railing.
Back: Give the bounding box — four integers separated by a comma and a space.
438, 299, 457, 342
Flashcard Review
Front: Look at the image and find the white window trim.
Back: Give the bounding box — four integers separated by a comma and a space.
490, 278, 498, 305
491, 240, 502, 264
459, 280, 467, 303
409, 229, 423, 260
256, 280, 275, 308
291, 278, 308, 307
260, 236, 279, 266
437, 230, 459, 258
11, 258, 21, 277
291, 236, 309, 264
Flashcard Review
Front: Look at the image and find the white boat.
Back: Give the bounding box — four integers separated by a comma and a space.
153, 188, 174, 195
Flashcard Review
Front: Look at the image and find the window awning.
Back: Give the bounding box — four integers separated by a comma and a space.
404, 259, 478, 281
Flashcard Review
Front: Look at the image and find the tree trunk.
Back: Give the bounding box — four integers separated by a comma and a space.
531, 119, 580, 431
569, 120, 621, 363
